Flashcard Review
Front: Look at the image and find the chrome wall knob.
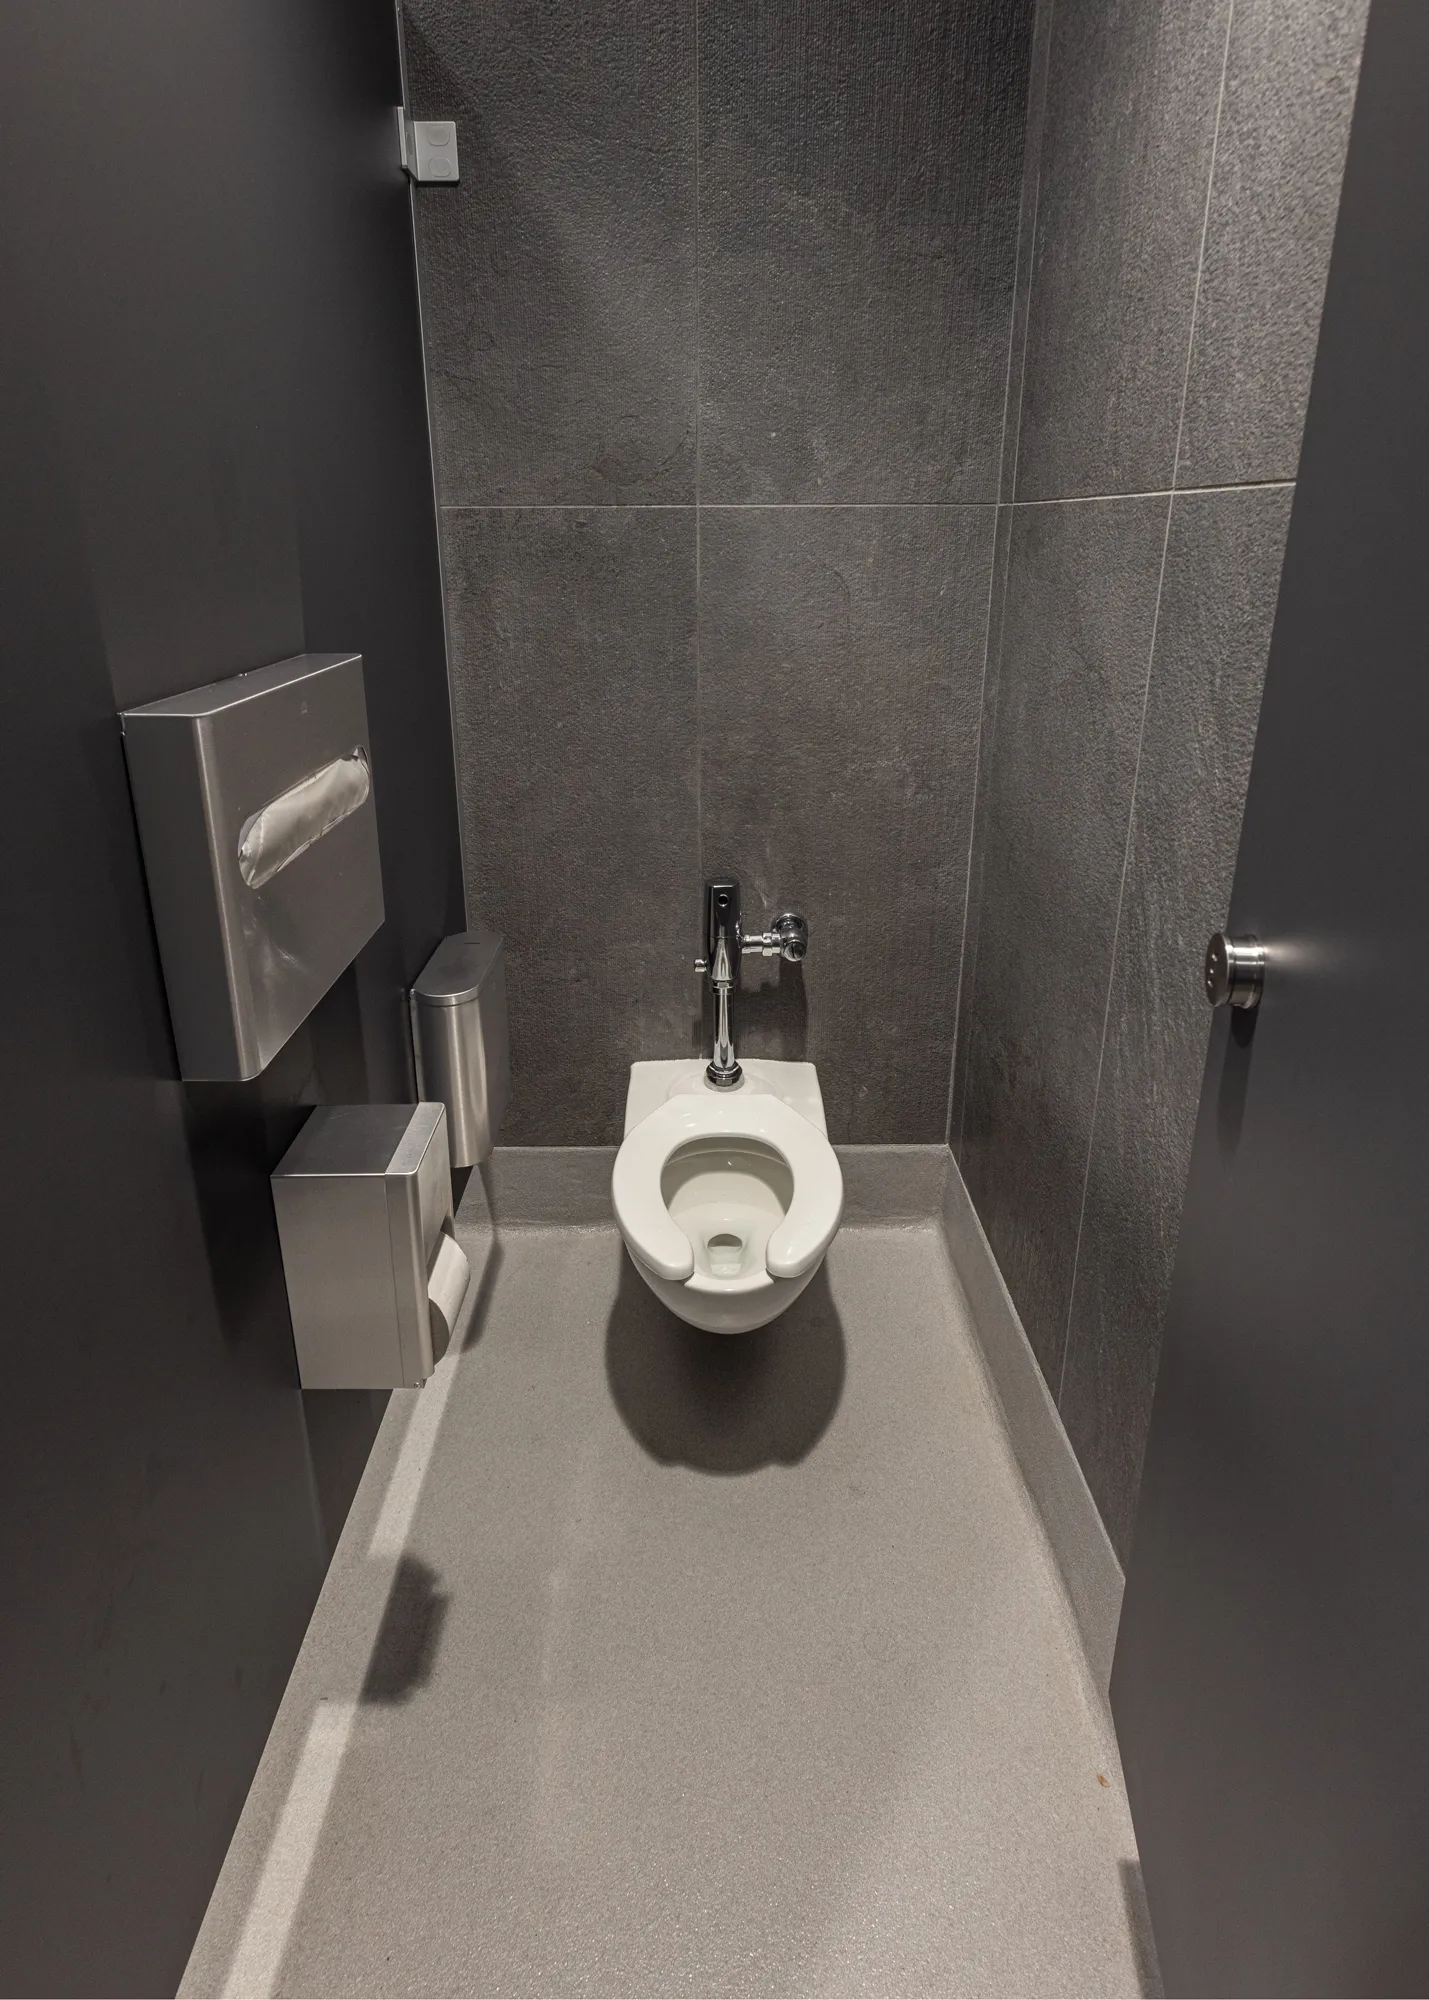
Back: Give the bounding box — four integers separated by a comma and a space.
1204, 932, 1265, 1010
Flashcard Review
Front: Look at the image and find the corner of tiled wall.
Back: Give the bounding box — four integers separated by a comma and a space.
951, 0, 1370, 1558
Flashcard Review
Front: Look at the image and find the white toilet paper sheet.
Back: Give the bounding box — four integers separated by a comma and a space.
426, 1229, 471, 1361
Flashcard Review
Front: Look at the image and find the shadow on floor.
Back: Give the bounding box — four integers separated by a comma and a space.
1120, 1857, 1165, 1998
456, 1233, 504, 1354
604, 1252, 845, 1473
361, 1555, 449, 1705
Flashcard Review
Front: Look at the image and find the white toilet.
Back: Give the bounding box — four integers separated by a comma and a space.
612, 1059, 843, 1334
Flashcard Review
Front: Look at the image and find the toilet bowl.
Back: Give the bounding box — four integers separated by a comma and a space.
612, 1060, 843, 1334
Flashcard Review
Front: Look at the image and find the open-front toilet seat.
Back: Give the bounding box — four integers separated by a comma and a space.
613, 1093, 842, 1284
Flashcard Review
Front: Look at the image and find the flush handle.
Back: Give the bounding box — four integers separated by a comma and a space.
1204, 932, 1265, 1010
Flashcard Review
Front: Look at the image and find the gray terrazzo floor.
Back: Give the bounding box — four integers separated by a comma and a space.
183, 1222, 1155, 1999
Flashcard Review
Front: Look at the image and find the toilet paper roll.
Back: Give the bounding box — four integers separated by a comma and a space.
426, 1229, 471, 1363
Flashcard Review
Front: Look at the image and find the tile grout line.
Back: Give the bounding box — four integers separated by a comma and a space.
693, 0, 702, 881
436, 482, 1293, 515
951, 0, 1056, 1157
945, 0, 1054, 1151
945, 506, 1003, 1148
1006, 0, 1055, 514
1057, 0, 1238, 1409
1011, 479, 1293, 507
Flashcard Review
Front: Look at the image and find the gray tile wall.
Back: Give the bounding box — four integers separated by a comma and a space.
406, 0, 1033, 1144
953, 0, 1368, 1559
407, 0, 1366, 1558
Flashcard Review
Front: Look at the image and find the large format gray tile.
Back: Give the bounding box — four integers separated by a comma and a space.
443, 508, 698, 1143
698, 0, 1033, 502
1176, 0, 1368, 489
1015, 0, 1230, 500
184, 1228, 1148, 1999
405, 0, 696, 504
959, 498, 1168, 1388
1059, 485, 1292, 1561
699, 507, 994, 1143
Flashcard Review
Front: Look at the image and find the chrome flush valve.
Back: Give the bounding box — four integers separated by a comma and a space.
741, 911, 809, 963
692, 879, 808, 1090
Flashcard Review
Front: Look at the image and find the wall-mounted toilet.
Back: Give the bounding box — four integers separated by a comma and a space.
613, 1059, 843, 1334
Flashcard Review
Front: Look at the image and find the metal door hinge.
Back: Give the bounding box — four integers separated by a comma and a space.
397, 110, 459, 183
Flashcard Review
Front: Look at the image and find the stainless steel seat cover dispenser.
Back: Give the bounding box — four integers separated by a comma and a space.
120, 653, 384, 1081
411, 927, 511, 1167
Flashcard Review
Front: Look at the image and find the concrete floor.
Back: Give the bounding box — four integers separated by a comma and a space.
184, 1222, 1156, 1998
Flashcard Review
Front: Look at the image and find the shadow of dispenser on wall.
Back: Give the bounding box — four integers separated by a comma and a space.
120, 654, 510, 1388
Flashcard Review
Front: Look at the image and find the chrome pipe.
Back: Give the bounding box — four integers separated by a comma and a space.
705, 930, 743, 1088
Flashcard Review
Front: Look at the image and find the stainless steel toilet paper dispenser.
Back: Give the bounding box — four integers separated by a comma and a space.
271, 1102, 470, 1388
120, 653, 384, 1081
411, 927, 510, 1167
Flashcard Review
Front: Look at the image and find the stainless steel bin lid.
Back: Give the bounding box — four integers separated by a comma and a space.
412, 925, 504, 1007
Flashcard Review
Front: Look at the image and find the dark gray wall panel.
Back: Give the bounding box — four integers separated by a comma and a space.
1015, 0, 1229, 500
406, 0, 696, 505
700, 506, 992, 1142
11, 5, 305, 703
1058, 485, 1292, 1560
0, 367, 324, 1996
0, 4, 460, 1989
445, 508, 698, 1144
1176, 0, 1368, 489
698, 0, 1033, 502
959, 497, 1166, 1383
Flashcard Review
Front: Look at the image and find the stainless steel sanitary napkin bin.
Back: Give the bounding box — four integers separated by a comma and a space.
411, 927, 510, 1167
